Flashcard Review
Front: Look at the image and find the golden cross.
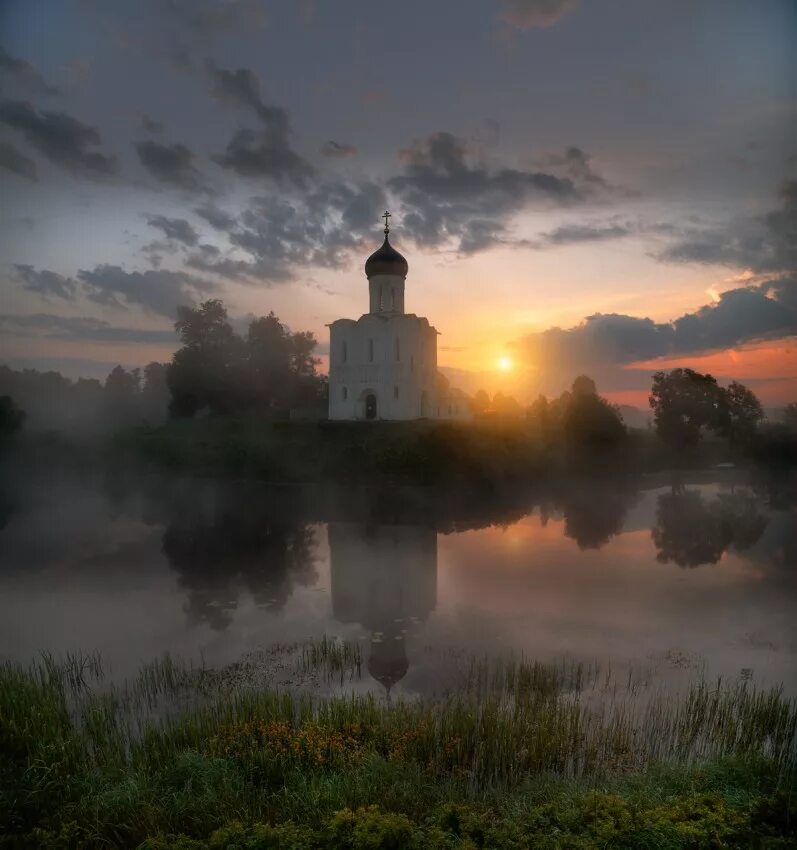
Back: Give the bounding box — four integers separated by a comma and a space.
382, 210, 391, 233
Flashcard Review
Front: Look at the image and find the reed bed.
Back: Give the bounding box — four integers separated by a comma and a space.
1, 641, 795, 847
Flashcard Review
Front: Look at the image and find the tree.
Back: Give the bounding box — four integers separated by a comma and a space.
141, 362, 170, 423
492, 392, 522, 417
168, 300, 245, 416
526, 394, 549, 433
784, 402, 797, 430
0, 395, 25, 444
649, 368, 724, 448
718, 381, 764, 444
472, 390, 490, 415
562, 376, 625, 448
167, 299, 324, 417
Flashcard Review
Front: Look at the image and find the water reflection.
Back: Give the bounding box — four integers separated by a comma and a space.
558, 481, 637, 549
161, 486, 317, 630
329, 523, 437, 692
0, 471, 793, 690
652, 489, 767, 568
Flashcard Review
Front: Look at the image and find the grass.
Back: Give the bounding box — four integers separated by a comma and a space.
1, 642, 795, 848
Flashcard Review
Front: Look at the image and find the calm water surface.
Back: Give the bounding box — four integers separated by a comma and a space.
1, 472, 794, 695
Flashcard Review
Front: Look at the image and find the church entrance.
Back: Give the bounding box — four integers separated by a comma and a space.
365, 393, 378, 420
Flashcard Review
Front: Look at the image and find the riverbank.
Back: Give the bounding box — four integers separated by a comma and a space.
2, 645, 794, 848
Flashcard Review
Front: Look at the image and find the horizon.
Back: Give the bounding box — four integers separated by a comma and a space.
1, 0, 795, 408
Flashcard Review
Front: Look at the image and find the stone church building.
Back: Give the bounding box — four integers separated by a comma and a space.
328, 213, 470, 421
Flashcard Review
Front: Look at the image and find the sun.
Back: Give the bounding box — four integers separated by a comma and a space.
498, 355, 513, 372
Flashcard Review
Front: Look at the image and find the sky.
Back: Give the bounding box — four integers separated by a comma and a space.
0, 0, 795, 406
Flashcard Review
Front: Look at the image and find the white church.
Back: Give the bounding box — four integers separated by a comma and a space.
328, 212, 471, 421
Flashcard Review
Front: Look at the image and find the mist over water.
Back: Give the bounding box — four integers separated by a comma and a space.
0, 470, 794, 695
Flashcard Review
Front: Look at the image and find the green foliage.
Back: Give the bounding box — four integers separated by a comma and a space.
649, 369, 766, 454
167, 300, 324, 418
0, 394, 25, 443
1, 649, 795, 847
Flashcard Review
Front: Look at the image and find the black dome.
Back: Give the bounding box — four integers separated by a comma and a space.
365, 234, 408, 278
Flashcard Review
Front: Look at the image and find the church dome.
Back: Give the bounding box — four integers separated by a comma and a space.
365, 234, 408, 278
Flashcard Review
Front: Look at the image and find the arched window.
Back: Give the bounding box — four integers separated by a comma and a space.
378, 286, 383, 311
368, 338, 374, 362
394, 385, 399, 400
342, 386, 348, 400
410, 355, 414, 373
395, 336, 400, 361
342, 341, 348, 363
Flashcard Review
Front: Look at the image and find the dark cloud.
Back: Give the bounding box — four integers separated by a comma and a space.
388, 132, 603, 253
533, 146, 608, 188
321, 140, 358, 158
658, 180, 797, 276
77, 264, 215, 318
0, 312, 176, 344
0, 139, 37, 180
146, 214, 199, 246
0, 46, 62, 96
140, 113, 164, 134
208, 62, 314, 188
13, 264, 76, 300
0, 100, 117, 178
213, 126, 314, 189
14, 261, 216, 318
498, 0, 579, 30
518, 277, 797, 382
533, 221, 633, 247
187, 181, 386, 283
194, 202, 236, 230
135, 140, 205, 191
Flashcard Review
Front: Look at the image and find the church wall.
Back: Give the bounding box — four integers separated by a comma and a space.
329, 313, 439, 420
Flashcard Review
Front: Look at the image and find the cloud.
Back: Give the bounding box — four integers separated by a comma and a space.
321, 140, 358, 158
135, 140, 206, 191
0, 139, 37, 180
146, 214, 199, 246
140, 113, 164, 134
0, 312, 176, 344
658, 180, 797, 276
517, 277, 797, 390
87, 0, 267, 73
498, 0, 579, 30
187, 180, 387, 283
388, 132, 604, 253
532, 221, 633, 247
77, 264, 216, 318
0, 99, 117, 177
194, 202, 236, 230
0, 46, 61, 96
13, 264, 76, 300
208, 62, 314, 188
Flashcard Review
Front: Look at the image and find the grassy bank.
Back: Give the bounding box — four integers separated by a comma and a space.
107, 416, 685, 485
1, 645, 795, 848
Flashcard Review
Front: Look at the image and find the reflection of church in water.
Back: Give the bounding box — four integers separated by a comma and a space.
328, 524, 437, 692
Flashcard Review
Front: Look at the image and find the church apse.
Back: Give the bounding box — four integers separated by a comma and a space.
328, 523, 437, 693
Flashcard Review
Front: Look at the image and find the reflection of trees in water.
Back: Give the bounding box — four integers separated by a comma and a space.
161, 487, 317, 630
652, 490, 767, 568
559, 482, 638, 550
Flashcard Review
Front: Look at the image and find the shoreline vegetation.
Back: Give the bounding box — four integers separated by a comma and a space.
2, 642, 795, 848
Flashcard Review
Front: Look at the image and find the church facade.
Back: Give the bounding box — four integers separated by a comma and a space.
328, 213, 470, 421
